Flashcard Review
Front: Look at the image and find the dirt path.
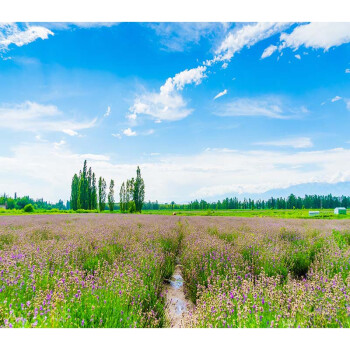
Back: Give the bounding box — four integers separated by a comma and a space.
164, 262, 194, 328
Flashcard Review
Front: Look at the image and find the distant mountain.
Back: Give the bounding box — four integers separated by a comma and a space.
198, 182, 350, 203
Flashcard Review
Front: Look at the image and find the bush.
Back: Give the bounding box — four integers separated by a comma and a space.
23, 204, 34, 213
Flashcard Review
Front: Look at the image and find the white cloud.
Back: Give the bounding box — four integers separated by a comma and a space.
112, 133, 121, 139
295, 54, 301, 60
0, 101, 97, 133
222, 62, 228, 69
146, 23, 228, 52
261, 44, 277, 59
126, 113, 137, 120
344, 99, 350, 111
254, 137, 313, 149
143, 129, 155, 136
279, 23, 350, 51
127, 66, 207, 123
0, 23, 53, 51
160, 66, 207, 95
331, 96, 342, 102
1, 142, 350, 203
103, 106, 111, 117
213, 22, 292, 63
214, 96, 307, 119
214, 89, 228, 100
62, 129, 78, 136
346, 68, 350, 74
53, 140, 66, 149
123, 128, 137, 136
129, 91, 193, 122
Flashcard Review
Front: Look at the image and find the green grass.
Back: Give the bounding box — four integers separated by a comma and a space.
142, 208, 350, 220
1, 208, 349, 220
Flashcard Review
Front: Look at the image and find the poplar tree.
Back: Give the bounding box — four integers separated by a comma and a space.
119, 182, 126, 213
70, 174, 79, 211
133, 166, 145, 212
108, 179, 115, 212
88, 167, 92, 209
98, 177, 107, 212
91, 172, 97, 210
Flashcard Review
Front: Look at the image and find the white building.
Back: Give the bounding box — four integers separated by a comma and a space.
334, 207, 347, 215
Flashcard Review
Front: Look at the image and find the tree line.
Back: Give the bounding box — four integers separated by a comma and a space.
119, 166, 145, 213
70, 160, 145, 212
142, 193, 350, 211
0, 193, 68, 210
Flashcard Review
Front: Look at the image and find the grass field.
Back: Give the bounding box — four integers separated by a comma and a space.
1, 208, 349, 220
0, 214, 349, 328
142, 208, 350, 219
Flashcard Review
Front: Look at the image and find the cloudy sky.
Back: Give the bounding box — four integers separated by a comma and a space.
1, 22, 350, 203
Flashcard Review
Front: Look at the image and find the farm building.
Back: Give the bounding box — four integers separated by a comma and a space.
309, 211, 320, 216
334, 207, 347, 215
0, 204, 6, 209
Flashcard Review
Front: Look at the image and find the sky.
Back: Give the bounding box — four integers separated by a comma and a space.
0, 22, 350, 203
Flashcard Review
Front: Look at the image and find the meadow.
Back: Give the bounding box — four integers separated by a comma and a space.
0, 214, 349, 328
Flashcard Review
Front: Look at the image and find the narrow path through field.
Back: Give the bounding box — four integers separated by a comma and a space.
164, 258, 194, 328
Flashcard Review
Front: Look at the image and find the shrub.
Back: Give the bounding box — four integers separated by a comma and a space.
23, 204, 34, 212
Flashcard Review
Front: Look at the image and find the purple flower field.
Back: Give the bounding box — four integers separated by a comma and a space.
0, 214, 349, 328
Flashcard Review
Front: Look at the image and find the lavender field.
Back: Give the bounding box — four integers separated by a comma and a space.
0, 214, 349, 328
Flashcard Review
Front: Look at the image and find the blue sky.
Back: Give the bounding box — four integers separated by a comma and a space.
0, 22, 350, 203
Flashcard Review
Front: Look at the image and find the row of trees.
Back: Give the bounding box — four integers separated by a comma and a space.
70, 161, 144, 212
0, 193, 68, 210
70, 160, 115, 212
142, 193, 350, 211
119, 166, 145, 213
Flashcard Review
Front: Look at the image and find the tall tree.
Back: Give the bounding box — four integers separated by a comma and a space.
70, 174, 79, 211
133, 166, 145, 212
88, 167, 92, 209
98, 177, 107, 212
91, 172, 97, 210
119, 182, 125, 213
108, 179, 115, 212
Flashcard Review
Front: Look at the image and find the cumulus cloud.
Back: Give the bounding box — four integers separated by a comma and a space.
346, 68, 350, 74
214, 96, 308, 119
0, 23, 53, 51
279, 22, 350, 51
214, 89, 228, 100
261, 44, 277, 59
295, 54, 301, 60
123, 128, 137, 136
2, 142, 350, 202
0, 101, 97, 133
254, 137, 313, 149
128, 66, 206, 123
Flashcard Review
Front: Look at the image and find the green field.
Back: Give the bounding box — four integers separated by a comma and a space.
141, 208, 349, 219
1, 208, 349, 219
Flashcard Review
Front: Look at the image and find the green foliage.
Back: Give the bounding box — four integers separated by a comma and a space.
98, 177, 107, 212
332, 230, 350, 248
108, 179, 115, 212
23, 204, 34, 212
133, 166, 145, 213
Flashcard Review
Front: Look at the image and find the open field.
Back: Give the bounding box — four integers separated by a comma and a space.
142, 208, 350, 219
0, 214, 350, 328
1, 208, 349, 220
